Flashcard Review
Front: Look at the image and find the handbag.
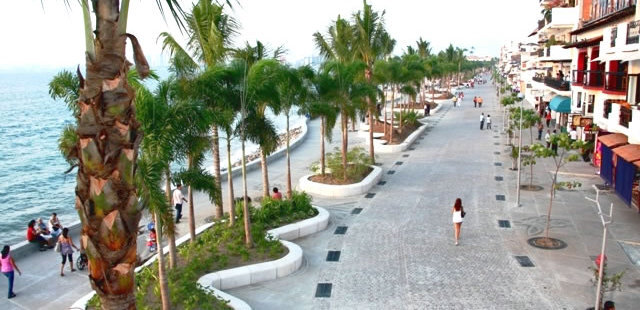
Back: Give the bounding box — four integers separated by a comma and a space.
54, 241, 61, 253
461, 208, 466, 218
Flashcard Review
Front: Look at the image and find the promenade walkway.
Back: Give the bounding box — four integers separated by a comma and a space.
2, 79, 639, 309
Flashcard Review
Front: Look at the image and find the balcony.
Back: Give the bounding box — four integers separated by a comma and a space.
540, 7, 578, 33
586, 0, 637, 24
628, 20, 639, 44
544, 76, 571, 91
538, 45, 571, 61
572, 70, 585, 85
586, 70, 605, 87
532, 75, 544, 83
604, 71, 628, 92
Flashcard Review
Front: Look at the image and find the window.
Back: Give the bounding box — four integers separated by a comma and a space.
603, 100, 612, 119
620, 105, 632, 128
577, 92, 582, 108
588, 95, 595, 113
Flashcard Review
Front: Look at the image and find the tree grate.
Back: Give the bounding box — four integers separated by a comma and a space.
494, 162, 502, 166
351, 208, 362, 214
334, 226, 348, 234
387, 170, 395, 175
495, 176, 503, 181
496, 195, 505, 201
395, 161, 403, 165
377, 181, 386, 185
315, 283, 333, 298
365, 193, 376, 198
326, 251, 341, 262
402, 154, 409, 157
494, 152, 501, 155
498, 220, 511, 228
514, 256, 535, 267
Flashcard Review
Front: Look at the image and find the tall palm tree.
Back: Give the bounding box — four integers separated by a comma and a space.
159, 0, 238, 220
352, 0, 391, 162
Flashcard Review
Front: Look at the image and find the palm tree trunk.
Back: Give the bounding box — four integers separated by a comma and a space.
390, 88, 395, 143
164, 170, 177, 269
226, 136, 235, 226
187, 155, 196, 242
383, 88, 388, 137
76, 1, 144, 308
260, 149, 269, 198
285, 115, 292, 199
320, 117, 326, 176
240, 138, 253, 247
366, 68, 375, 163
153, 212, 171, 309
399, 95, 404, 134
211, 127, 223, 219
341, 111, 348, 181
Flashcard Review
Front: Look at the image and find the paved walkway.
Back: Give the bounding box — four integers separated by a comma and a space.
227, 81, 640, 309
2, 79, 639, 309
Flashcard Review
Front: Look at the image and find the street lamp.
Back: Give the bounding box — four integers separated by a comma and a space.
515, 92, 524, 208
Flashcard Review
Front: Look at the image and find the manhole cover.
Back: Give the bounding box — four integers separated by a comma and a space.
334, 226, 348, 234
387, 170, 395, 175
396, 161, 403, 165
496, 195, 505, 201
402, 154, 409, 157
315, 283, 332, 298
498, 220, 511, 228
377, 181, 386, 185
409, 147, 416, 150
326, 251, 341, 262
494, 152, 501, 155
527, 237, 567, 250
351, 208, 362, 214
494, 142, 500, 145
495, 176, 503, 181
494, 162, 502, 166
493, 136, 499, 138
514, 256, 535, 267
365, 193, 376, 198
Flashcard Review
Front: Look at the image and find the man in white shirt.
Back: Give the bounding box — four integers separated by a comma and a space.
569, 127, 578, 141
173, 184, 187, 223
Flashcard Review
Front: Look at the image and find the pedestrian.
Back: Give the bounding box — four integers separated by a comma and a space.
452, 198, 465, 245
537, 122, 544, 140
452, 96, 458, 107
569, 126, 577, 141
545, 129, 551, 148
473, 96, 477, 108
271, 187, 283, 200
603, 300, 615, 310
48, 212, 63, 237
478, 96, 483, 107
147, 228, 157, 252
27, 219, 51, 250
57, 227, 79, 276
545, 110, 552, 127
173, 184, 188, 223
1, 245, 21, 299
424, 103, 431, 116
551, 130, 558, 155
486, 115, 492, 130
480, 113, 485, 130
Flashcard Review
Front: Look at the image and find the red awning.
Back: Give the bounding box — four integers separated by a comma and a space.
598, 133, 628, 148
612, 144, 640, 163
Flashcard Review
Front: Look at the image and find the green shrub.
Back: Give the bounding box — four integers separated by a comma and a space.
394, 110, 420, 128
311, 147, 373, 182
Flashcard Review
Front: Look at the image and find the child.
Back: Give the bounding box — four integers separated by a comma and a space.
147, 229, 157, 252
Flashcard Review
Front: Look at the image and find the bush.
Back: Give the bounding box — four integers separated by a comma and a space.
235, 191, 317, 230
311, 147, 373, 182
394, 110, 420, 128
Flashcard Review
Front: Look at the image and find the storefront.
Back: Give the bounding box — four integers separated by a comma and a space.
612, 144, 640, 209
597, 133, 627, 183
549, 95, 571, 131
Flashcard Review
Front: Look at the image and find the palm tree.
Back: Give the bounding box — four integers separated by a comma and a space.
352, 0, 392, 162
277, 65, 314, 198
159, 0, 238, 220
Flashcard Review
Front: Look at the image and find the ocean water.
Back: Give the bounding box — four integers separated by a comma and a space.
0, 70, 305, 246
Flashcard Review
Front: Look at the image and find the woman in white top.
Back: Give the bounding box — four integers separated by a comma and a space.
49, 212, 63, 237
452, 198, 465, 245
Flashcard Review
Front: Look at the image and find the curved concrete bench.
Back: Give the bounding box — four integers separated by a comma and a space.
364, 123, 428, 153
298, 165, 382, 197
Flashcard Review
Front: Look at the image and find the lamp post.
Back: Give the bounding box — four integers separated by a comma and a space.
515, 92, 524, 207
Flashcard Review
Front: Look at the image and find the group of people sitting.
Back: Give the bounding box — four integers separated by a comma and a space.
26, 213, 63, 251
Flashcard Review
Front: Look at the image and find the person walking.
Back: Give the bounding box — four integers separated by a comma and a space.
58, 228, 79, 277
486, 115, 492, 130
545, 110, 552, 127
452, 198, 465, 245
480, 113, 485, 130
478, 96, 483, 107
173, 184, 187, 223
452, 96, 458, 107
1, 245, 21, 299
544, 129, 551, 148
424, 103, 431, 116
537, 122, 544, 140
473, 96, 477, 108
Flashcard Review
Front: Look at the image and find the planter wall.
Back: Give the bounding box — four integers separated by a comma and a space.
365, 123, 428, 153
298, 165, 382, 197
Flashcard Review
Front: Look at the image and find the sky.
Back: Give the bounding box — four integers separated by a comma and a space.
0, 0, 540, 72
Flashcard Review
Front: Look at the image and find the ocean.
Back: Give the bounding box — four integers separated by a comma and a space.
0, 69, 305, 246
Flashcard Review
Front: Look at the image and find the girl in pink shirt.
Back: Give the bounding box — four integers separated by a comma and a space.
1, 245, 22, 299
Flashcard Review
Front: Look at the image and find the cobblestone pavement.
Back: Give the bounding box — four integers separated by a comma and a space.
229, 80, 640, 309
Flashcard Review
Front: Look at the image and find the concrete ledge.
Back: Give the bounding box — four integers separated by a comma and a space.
298, 165, 382, 197
219, 119, 309, 180
267, 206, 329, 241
365, 123, 427, 153
12, 220, 82, 260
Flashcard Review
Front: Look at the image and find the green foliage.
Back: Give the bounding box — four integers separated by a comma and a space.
394, 110, 420, 128
311, 147, 374, 181
509, 107, 541, 131
589, 262, 625, 292
48, 69, 80, 117
236, 191, 317, 231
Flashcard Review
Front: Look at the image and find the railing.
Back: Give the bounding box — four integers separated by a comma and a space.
620, 105, 632, 127
573, 70, 585, 85
587, 0, 637, 24
628, 20, 639, 44
545, 48, 551, 57
544, 76, 571, 91
532, 75, 544, 83
585, 70, 605, 87
604, 71, 628, 92
611, 27, 618, 47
